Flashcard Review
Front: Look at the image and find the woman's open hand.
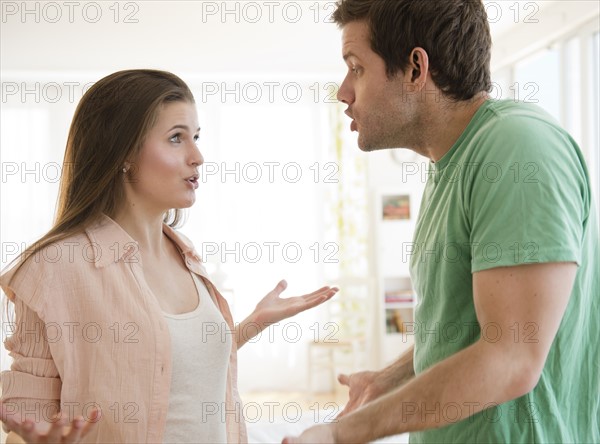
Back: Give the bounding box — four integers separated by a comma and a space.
235, 280, 338, 348
253, 280, 338, 326
0, 403, 101, 444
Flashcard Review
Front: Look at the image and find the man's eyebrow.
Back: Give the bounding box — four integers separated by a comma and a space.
343, 51, 360, 61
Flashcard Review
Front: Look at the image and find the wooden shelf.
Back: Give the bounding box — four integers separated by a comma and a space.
385, 302, 414, 309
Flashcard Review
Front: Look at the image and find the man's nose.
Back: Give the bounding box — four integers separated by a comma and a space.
337, 75, 354, 105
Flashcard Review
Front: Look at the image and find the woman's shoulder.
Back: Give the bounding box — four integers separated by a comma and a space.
0, 230, 94, 308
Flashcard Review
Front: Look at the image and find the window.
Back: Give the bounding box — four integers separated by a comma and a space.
494, 22, 600, 218
590, 32, 600, 207
564, 37, 582, 145
513, 47, 561, 121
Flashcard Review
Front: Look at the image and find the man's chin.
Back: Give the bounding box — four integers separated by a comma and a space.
357, 134, 374, 152
357, 136, 393, 153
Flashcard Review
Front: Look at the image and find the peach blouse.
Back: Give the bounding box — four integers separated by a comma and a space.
0, 214, 247, 443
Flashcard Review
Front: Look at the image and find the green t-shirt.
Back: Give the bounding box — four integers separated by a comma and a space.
408, 99, 599, 443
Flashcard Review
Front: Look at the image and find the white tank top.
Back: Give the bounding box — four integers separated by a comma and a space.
162, 273, 232, 444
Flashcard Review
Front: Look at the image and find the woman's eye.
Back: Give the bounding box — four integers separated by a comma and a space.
193, 134, 200, 144
170, 133, 182, 143
352, 66, 361, 75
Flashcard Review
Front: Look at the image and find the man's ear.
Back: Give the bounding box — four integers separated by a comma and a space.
409, 47, 429, 85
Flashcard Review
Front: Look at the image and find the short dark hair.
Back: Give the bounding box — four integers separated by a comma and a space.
332, 0, 492, 101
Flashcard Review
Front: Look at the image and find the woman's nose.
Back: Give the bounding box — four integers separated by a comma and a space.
191, 144, 204, 167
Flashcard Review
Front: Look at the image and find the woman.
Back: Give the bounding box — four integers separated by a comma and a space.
0, 69, 337, 443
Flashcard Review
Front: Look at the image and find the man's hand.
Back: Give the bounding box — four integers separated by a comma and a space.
282, 424, 336, 444
337, 346, 415, 418
336, 371, 381, 417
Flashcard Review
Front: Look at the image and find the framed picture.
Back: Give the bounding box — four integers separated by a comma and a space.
382, 194, 411, 220
385, 308, 414, 334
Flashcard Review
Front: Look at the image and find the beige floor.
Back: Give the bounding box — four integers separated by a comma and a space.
240, 389, 348, 423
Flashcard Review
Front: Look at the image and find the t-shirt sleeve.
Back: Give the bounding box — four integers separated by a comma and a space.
467, 113, 589, 273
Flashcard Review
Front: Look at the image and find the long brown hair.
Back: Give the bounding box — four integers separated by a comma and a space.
332, 0, 492, 101
5, 69, 195, 278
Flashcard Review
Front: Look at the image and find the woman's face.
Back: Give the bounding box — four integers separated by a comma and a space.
126, 101, 203, 213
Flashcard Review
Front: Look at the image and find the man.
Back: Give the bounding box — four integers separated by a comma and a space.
284, 0, 599, 443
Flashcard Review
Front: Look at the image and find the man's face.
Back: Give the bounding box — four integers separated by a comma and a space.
337, 21, 422, 151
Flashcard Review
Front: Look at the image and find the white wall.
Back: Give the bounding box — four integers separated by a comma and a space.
0, 1, 598, 428
1, 1, 344, 76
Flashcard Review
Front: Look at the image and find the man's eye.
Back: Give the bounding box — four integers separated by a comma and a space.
193, 134, 200, 144
170, 134, 182, 143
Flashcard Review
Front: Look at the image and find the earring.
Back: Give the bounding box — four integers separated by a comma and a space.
122, 167, 128, 173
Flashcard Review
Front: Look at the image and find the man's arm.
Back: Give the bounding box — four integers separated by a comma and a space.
284, 262, 577, 443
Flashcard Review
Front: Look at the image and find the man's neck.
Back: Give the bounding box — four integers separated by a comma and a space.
422, 94, 489, 163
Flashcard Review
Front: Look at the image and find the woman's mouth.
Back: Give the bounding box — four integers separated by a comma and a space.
185, 175, 199, 190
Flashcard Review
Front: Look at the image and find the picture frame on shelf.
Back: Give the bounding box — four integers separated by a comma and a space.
374, 187, 424, 365
383, 276, 415, 334
385, 308, 414, 334
385, 288, 414, 304
381, 194, 411, 220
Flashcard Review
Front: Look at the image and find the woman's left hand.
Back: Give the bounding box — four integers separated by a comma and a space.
253, 280, 338, 326
235, 280, 338, 348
